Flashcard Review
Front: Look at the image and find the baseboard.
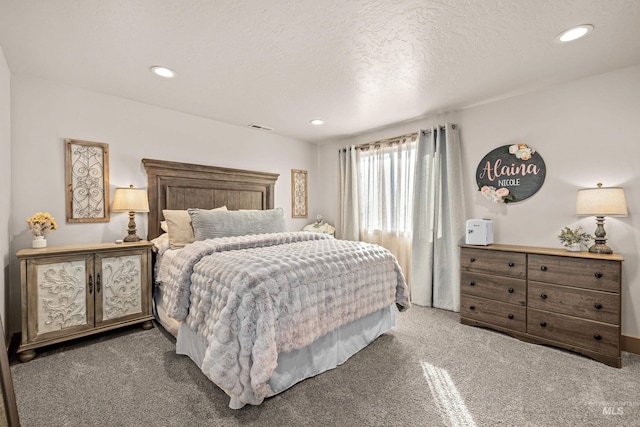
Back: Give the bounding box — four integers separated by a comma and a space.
10, 326, 640, 356
622, 334, 640, 355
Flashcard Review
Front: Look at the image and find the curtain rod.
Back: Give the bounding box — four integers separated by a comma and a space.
354, 132, 419, 150
339, 125, 457, 152
421, 124, 456, 135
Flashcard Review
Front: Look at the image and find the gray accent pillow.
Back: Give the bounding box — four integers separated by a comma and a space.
163, 206, 227, 249
188, 208, 287, 240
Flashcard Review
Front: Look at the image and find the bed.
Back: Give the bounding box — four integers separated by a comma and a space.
142, 158, 411, 409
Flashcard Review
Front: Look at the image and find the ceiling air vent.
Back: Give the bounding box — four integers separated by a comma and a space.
248, 123, 274, 131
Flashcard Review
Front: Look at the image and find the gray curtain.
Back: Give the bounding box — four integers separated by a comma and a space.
338, 146, 360, 241
411, 124, 466, 311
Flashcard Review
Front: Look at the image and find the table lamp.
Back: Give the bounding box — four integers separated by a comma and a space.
575, 183, 627, 254
112, 185, 149, 242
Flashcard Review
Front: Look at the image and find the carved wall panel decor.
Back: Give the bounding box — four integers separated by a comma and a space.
291, 169, 308, 218
65, 139, 110, 222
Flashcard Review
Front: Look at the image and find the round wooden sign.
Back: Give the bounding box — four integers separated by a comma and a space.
475, 144, 546, 204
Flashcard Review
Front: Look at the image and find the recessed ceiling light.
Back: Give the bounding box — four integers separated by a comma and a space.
150, 66, 176, 78
310, 119, 324, 125
556, 24, 594, 43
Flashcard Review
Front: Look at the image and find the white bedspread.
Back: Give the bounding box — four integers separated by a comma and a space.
162, 232, 411, 407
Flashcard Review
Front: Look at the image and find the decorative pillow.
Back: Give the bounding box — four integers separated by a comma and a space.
151, 233, 170, 255
163, 206, 227, 249
188, 208, 287, 240
161, 221, 168, 232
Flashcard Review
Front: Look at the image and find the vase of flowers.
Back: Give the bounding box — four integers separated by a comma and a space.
26, 212, 57, 248
557, 226, 592, 252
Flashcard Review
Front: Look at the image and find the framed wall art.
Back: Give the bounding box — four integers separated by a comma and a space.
476, 143, 546, 204
65, 139, 110, 222
291, 169, 308, 218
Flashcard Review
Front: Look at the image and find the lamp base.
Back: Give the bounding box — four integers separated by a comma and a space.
123, 211, 142, 242
589, 215, 613, 254
588, 242, 613, 254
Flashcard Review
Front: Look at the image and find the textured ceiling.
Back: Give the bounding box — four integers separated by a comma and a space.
1, 0, 640, 144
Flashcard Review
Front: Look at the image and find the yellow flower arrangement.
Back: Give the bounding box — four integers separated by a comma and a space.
26, 212, 57, 237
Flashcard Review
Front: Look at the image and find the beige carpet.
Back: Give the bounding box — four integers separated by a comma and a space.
10, 306, 640, 426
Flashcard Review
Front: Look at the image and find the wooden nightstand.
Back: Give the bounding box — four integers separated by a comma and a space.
16, 241, 154, 362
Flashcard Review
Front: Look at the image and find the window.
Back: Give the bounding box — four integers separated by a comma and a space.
358, 140, 416, 234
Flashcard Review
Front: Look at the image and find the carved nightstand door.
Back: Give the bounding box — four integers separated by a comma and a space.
27, 253, 95, 344
17, 242, 154, 362
95, 250, 148, 326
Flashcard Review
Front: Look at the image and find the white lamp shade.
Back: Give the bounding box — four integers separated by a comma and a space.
112, 186, 149, 212
576, 185, 628, 216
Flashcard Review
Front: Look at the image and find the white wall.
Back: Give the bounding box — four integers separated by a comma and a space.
8, 64, 640, 340
318, 64, 640, 339
8, 75, 319, 333
0, 45, 11, 334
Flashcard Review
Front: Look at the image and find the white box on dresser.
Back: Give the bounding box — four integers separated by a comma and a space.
460, 243, 623, 368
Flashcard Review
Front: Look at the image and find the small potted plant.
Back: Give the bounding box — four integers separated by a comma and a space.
557, 226, 592, 252
26, 212, 57, 248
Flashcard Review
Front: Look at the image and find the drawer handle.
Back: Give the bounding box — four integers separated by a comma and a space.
594, 303, 603, 310
540, 321, 547, 327
508, 314, 514, 319
469, 305, 476, 310
540, 293, 547, 300
540, 266, 547, 271
594, 334, 602, 341
508, 262, 514, 267
469, 281, 475, 286
470, 258, 476, 262
96, 273, 101, 293
594, 272, 603, 279
88, 274, 93, 294
508, 287, 514, 293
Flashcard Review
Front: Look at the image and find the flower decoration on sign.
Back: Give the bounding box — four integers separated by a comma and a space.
479, 184, 514, 204
26, 212, 57, 237
509, 143, 535, 161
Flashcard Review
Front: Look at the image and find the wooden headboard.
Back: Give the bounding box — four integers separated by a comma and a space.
142, 158, 279, 240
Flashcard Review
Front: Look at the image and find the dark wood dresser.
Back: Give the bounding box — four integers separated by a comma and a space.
460, 243, 623, 367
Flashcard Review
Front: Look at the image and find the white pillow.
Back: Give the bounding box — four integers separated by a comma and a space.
188, 208, 287, 240
163, 206, 227, 249
151, 233, 170, 255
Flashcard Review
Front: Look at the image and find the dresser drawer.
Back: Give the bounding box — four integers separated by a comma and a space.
460, 248, 526, 279
461, 295, 526, 333
528, 281, 619, 325
461, 272, 526, 305
527, 308, 619, 357
528, 254, 620, 293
